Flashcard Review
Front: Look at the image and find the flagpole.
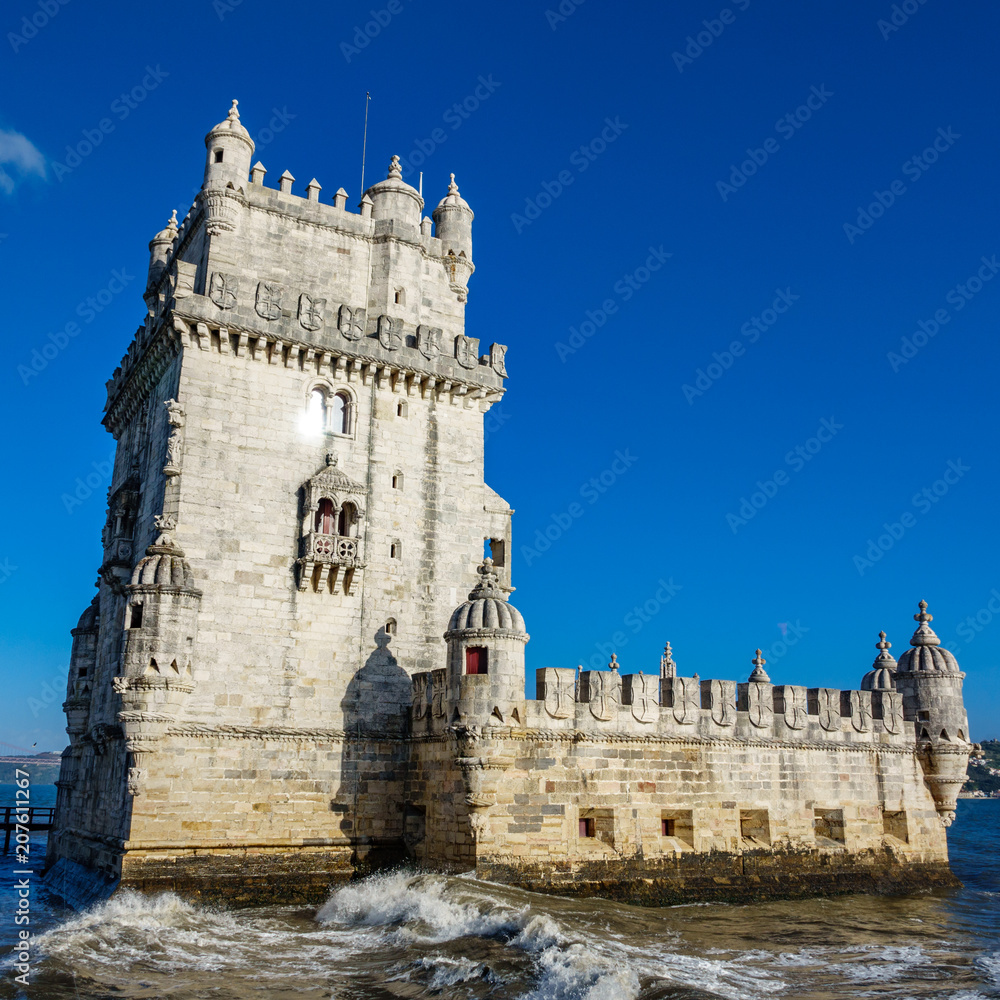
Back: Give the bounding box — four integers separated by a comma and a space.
360, 91, 371, 197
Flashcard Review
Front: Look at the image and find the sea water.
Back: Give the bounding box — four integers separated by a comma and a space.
0, 793, 996, 1000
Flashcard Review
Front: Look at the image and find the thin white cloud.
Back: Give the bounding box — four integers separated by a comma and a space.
0, 128, 46, 193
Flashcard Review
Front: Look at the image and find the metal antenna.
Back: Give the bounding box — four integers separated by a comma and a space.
360, 91, 371, 197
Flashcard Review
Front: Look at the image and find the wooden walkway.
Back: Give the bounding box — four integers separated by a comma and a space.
1, 806, 55, 852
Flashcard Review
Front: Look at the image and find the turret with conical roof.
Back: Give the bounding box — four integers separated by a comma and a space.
202, 99, 254, 192
365, 155, 423, 229
861, 631, 897, 691
444, 557, 528, 726
894, 600, 972, 826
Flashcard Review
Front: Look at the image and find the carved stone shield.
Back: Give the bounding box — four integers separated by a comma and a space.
780, 685, 808, 730
455, 334, 480, 369
746, 683, 773, 729
625, 672, 657, 724
709, 679, 736, 727
880, 691, 904, 734
209, 271, 237, 310
255, 281, 283, 321
816, 688, 841, 732
417, 325, 442, 359
298, 293, 325, 332
539, 667, 575, 719
412, 673, 429, 721
850, 690, 872, 733
584, 670, 621, 722
377, 315, 402, 351
671, 676, 699, 725
431, 668, 446, 719
490, 343, 508, 377
338, 304, 366, 341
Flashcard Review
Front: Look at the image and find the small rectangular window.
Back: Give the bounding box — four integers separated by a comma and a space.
661, 818, 674, 837
814, 807, 846, 845
129, 604, 143, 629
465, 646, 488, 675
579, 818, 595, 838
214, 149, 224, 163
489, 538, 506, 567
739, 808, 771, 846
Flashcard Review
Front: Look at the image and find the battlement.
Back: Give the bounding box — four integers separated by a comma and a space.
409, 665, 908, 748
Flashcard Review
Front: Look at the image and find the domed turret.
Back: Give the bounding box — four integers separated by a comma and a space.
893, 600, 972, 827
202, 99, 254, 192
146, 210, 177, 291
861, 631, 897, 691
897, 601, 961, 673
433, 173, 474, 260
64, 592, 101, 744
130, 529, 198, 589
364, 155, 423, 229
444, 558, 528, 725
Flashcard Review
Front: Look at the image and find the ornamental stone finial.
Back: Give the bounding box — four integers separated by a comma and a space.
167, 209, 178, 232
227, 99, 240, 122
325, 452, 338, 467
877, 630, 892, 653
608, 653, 620, 672
749, 649, 770, 683
910, 600, 942, 647
660, 641, 676, 678
448, 173, 460, 195
388, 155, 402, 180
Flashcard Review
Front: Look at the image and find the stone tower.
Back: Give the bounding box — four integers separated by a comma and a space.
48, 100, 512, 897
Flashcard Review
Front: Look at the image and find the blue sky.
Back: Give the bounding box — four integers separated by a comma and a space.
1, 0, 998, 748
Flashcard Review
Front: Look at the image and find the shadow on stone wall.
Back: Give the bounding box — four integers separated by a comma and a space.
335, 627, 412, 868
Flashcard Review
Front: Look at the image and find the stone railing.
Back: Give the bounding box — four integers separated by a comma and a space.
303, 531, 361, 568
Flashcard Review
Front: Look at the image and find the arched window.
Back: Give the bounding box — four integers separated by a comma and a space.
394, 288, 406, 305
307, 388, 327, 432
338, 501, 357, 537
315, 498, 334, 534
331, 392, 351, 434
391, 472, 403, 490
385, 619, 397, 635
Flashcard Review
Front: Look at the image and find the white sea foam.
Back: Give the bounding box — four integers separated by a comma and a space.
979, 950, 1000, 987
316, 870, 525, 943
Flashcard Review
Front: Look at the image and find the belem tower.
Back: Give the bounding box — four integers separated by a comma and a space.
47, 101, 977, 906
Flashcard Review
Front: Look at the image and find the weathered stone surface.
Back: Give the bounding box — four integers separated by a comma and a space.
46, 102, 973, 908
